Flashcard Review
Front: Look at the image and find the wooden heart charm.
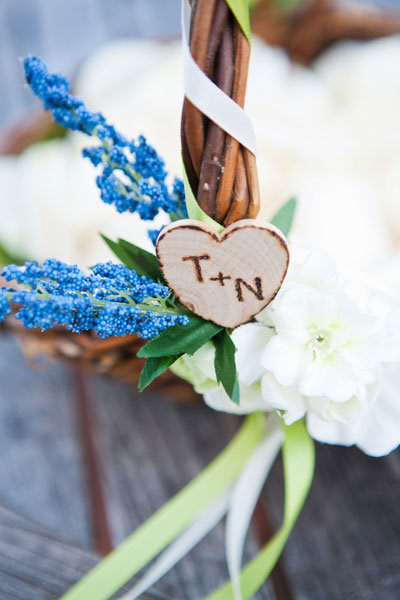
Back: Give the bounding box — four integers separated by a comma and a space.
156, 219, 289, 328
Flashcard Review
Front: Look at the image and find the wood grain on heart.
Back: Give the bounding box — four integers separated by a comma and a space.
156, 219, 289, 328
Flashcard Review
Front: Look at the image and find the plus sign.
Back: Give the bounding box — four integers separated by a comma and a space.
209, 272, 231, 286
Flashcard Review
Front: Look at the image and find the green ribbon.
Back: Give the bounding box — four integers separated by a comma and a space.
205, 419, 315, 599
61, 412, 265, 600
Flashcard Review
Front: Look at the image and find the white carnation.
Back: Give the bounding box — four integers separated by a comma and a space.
170, 342, 219, 394
170, 342, 269, 415
230, 251, 399, 457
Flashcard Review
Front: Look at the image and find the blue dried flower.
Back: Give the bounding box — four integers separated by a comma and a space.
148, 227, 165, 246
0, 290, 10, 321
23, 56, 187, 225
0, 260, 188, 339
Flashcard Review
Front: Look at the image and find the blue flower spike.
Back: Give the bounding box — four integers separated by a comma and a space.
23, 56, 187, 236
0, 260, 188, 340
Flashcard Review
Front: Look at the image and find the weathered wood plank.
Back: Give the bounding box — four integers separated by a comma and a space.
264, 445, 400, 599
0, 503, 179, 600
0, 333, 275, 598
0, 503, 96, 600
0, 334, 91, 549
91, 374, 275, 599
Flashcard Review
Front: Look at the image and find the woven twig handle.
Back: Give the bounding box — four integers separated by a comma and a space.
181, 0, 260, 226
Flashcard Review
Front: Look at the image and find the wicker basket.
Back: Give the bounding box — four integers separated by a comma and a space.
251, 0, 400, 65
1, 0, 399, 398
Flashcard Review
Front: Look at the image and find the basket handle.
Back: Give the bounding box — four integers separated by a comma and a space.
181, 0, 260, 226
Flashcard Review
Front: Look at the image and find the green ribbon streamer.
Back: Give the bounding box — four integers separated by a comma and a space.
225, 0, 251, 44
205, 419, 315, 600
182, 160, 223, 232
61, 412, 265, 600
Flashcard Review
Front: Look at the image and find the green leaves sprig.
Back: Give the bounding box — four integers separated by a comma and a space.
138, 314, 222, 358
102, 197, 296, 403
139, 355, 180, 390
270, 197, 296, 237
101, 234, 162, 281
213, 329, 239, 404
138, 314, 222, 392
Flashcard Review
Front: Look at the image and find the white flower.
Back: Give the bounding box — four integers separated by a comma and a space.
169, 250, 398, 456
204, 382, 269, 416
170, 342, 219, 394
230, 250, 400, 456
284, 249, 342, 293
261, 285, 382, 402
170, 342, 269, 414
231, 321, 306, 423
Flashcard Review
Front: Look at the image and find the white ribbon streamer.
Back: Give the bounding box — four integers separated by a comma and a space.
118, 488, 232, 600
182, 0, 257, 155
225, 414, 283, 600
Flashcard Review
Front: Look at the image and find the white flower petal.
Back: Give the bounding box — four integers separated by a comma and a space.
261, 336, 311, 387
327, 392, 368, 424
306, 412, 362, 447
269, 284, 319, 343
295, 250, 341, 291
232, 323, 273, 386
383, 307, 400, 363
261, 373, 306, 425
307, 395, 330, 420
356, 364, 400, 456
203, 383, 268, 415
170, 342, 218, 394
334, 295, 379, 341
344, 329, 385, 371
255, 307, 275, 327
300, 355, 357, 403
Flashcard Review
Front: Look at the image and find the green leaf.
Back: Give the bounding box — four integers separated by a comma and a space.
101, 234, 138, 269
213, 329, 240, 404
270, 197, 296, 238
101, 234, 161, 281
139, 355, 180, 390
0, 241, 27, 267
138, 314, 222, 358
225, 0, 251, 45
117, 238, 161, 281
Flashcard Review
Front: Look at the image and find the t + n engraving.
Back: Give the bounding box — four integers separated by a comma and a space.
182, 254, 210, 282
182, 254, 264, 303
209, 272, 231, 286
235, 277, 264, 302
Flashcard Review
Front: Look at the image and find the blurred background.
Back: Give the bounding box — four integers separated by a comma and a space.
1, 0, 400, 275
0, 2, 400, 599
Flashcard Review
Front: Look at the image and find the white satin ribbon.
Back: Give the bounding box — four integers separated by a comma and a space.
182, 0, 257, 155
225, 414, 283, 600
118, 488, 232, 600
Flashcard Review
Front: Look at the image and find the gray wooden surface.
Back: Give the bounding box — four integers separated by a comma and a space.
0, 333, 274, 599
0, 502, 179, 600
264, 446, 400, 600
0, 328, 399, 599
